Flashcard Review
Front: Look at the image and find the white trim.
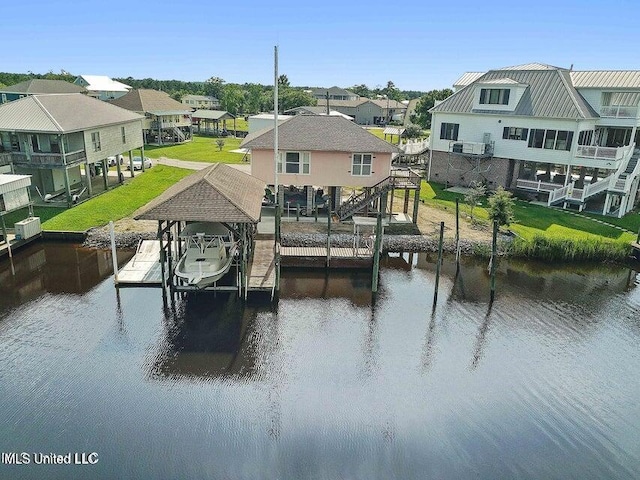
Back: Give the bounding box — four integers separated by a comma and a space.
351, 153, 372, 176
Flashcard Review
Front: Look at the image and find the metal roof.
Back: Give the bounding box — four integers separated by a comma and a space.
453, 72, 485, 88
570, 70, 640, 89
75, 75, 131, 92
499, 63, 563, 70
182, 94, 219, 102
432, 68, 598, 119
109, 89, 191, 114
0, 94, 143, 133
134, 163, 264, 223
0, 174, 31, 195
0, 79, 86, 95
241, 115, 401, 153
192, 110, 236, 120
477, 78, 521, 85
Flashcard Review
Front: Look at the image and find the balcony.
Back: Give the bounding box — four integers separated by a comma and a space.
447, 141, 493, 156
7, 149, 86, 167
600, 105, 639, 118
575, 144, 632, 161
515, 179, 561, 193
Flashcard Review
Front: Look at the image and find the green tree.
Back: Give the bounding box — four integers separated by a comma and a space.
170, 89, 188, 102
220, 84, 245, 114
488, 187, 515, 227
383, 80, 402, 101
464, 182, 486, 220
412, 88, 454, 129
349, 84, 371, 98
216, 139, 225, 151
403, 124, 423, 139
279, 88, 316, 113
204, 76, 225, 99
243, 83, 265, 114
278, 74, 290, 89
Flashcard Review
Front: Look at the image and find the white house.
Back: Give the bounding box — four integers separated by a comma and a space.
181, 94, 220, 110
74, 75, 132, 101
430, 63, 640, 217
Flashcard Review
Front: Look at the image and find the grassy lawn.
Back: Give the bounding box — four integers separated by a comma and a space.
2, 206, 66, 228
41, 165, 192, 232
366, 127, 430, 144
420, 181, 639, 243
144, 135, 247, 163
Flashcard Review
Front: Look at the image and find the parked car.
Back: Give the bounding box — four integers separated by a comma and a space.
126, 156, 152, 171
107, 154, 124, 166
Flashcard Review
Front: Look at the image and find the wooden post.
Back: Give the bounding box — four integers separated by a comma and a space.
296, 204, 300, 221
326, 196, 332, 266
85, 160, 93, 197
314, 205, 318, 222
275, 186, 281, 244
433, 221, 444, 307
115, 154, 123, 185
158, 221, 166, 287
455, 198, 460, 264
63, 167, 72, 207
490, 220, 498, 303
128, 150, 134, 178
388, 186, 395, 220
109, 221, 119, 283
412, 185, 420, 224
140, 146, 146, 172
102, 159, 109, 191
403, 189, 410, 214
372, 212, 382, 293
637, 227, 640, 244
1, 214, 12, 261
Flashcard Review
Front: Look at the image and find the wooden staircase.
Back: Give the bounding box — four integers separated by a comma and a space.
336, 169, 421, 220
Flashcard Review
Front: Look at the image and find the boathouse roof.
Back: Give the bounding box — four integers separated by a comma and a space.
134, 163, 264, 223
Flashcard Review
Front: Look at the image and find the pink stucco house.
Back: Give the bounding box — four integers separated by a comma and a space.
240, 115, 401, 211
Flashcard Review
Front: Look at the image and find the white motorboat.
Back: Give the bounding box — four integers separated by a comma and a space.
174, 222, 238, 288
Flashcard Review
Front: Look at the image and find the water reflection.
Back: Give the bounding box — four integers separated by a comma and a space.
0, 241, 132, 308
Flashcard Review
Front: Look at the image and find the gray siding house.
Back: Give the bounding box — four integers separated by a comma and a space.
0, 93, 144, 206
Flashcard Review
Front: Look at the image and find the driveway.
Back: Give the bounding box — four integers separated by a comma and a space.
155, 156, 251, 174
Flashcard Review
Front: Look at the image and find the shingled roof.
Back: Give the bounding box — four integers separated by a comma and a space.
240, 115, 400, 153
134, 163, 264, 223
0, 93, 143, 133
0, 79, 86, 95
110, 89, 191, 115
432, 67, 598, 119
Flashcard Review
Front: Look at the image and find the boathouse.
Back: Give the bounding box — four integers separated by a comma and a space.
121, 163, 276, 296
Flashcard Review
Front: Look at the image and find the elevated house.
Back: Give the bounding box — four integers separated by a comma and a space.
314, 98, 406, 126
0, 79, 86, 104
110, 89, 193, 145
430, 63, 640, 217
73, 75, 132, 101
181, 94, 220, 110
241, 115, 420, 222
309, 86, 359, 101
0, 93, 144, 206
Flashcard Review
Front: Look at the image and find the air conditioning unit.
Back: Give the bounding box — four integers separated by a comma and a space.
14, 217, 41, 240
483, 132, 491, 144
452, 143, 464, 153
462, 142, 486, 155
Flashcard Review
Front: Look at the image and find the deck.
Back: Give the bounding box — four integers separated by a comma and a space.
247, 238, 276, 291
281, 246, 373, 258
115, 240, 164, 287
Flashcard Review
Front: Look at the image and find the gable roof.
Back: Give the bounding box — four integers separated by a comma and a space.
182, 94, 219, 102
75, 75, 131, 92
315, 98, 406, 109
453, 72, 485, 89
109, 89, 191, 114
499, 62, 563, 71
240, 115, 400, 153
432, 67, 598, 119
0, 79, 86, 95
0, 93, 143, 133
134, 163, 264, 223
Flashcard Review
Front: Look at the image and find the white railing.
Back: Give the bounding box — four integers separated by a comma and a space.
401, 137, 430, 155
548, 183, 571, 205
600, 105, 639, 118
583, 174, 614, 198
515, 179, 559, 192
575, 145, 629, 160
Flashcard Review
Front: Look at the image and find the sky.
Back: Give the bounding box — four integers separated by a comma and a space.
3, 0, 640, 92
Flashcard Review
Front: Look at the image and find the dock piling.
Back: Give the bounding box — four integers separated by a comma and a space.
372, 212, 382, 293
455, 198, 460, 265
490, 220, 498, 302
433, 221, 444, 308
109, 221, 119, 283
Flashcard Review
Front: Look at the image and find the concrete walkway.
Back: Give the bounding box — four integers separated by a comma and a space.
156, 156, 251, 174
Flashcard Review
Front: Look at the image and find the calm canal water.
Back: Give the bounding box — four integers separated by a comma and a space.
0, 242, 639, 479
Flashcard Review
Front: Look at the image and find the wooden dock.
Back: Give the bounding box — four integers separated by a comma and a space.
115, 240, 164, 287
281, 246, 373, 258
247, 238, 276, 292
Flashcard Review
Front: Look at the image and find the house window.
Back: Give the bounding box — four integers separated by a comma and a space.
91, 132, 101, 152
440, 123, 459, 141
528, 129, 572, 151
352, 153, 373, 176
480, 88, 510, 105
121, 126, 126, 143
277, 152, 310, 174
502, 127, 528, 141
49, 135, 60, 153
